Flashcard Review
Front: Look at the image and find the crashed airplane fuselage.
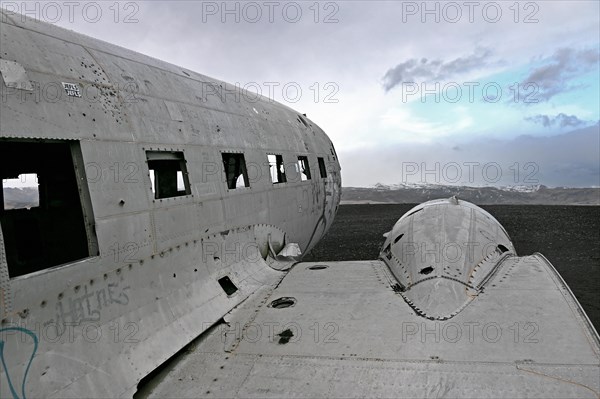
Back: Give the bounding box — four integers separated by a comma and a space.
0, 10, 341, 397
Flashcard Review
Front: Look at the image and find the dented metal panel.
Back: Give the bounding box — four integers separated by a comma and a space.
0, 59, 33, 91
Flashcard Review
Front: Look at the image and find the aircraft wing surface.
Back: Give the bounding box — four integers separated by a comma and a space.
141, 256, 600, 398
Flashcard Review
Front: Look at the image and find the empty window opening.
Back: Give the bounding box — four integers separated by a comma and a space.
296, 156, 311, 181
0, 140, 96, 278
317, 157, 327, 178
222, 153, 249, 189
268, 154, 286, 184
218, 276, 238, 296
147, 151, 191, 199
2, 174, 39, 210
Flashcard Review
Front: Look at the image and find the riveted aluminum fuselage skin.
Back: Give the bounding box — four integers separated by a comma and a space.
0, 10, 340, 398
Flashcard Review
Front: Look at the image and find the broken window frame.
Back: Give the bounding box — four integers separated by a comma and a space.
221, 152, 250, 189
297, 156, 311, 181
267, 154, 287, 184
146, 151, 191, 199
318, 157, 328, 178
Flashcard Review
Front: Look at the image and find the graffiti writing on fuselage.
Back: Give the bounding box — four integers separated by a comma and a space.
0, 327, 38, 399
54, 278, 130, 326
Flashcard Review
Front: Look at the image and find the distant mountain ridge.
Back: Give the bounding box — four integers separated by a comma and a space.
2, 187, 39, 209
342, 183, 600, 205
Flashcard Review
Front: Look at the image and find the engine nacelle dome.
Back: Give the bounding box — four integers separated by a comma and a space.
380, 197, 515, 320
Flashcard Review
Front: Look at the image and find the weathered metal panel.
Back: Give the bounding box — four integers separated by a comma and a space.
95, 213, 154, 261
195, 200, 226, 235
223, 190, 269, 228
0, 9, 336, 398
80, 141, 152, 218
143, 258, 600, 398
152, 204, 199, 253
0, 68, 132, 140
0, 59, 33, 91
186, 148, 223, 199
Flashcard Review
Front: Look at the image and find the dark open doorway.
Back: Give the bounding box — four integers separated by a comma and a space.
0, 140, 96, 278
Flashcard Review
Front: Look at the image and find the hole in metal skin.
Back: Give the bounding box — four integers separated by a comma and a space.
419, 266, 434, 275
391, 283, 405, 293
218, 276, 238, 296
393, 234, 404, 244
497, 244, 509, 253
308, 265, 328, 270
278, 329, 294, 344
383, 243, 391, 253
270, 297, 296, 309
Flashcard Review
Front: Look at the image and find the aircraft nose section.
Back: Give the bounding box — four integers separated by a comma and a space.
381, 198, 515, 320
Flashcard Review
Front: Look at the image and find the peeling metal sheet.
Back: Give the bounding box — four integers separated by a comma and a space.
0, 59, 33, 91
165, 100, 184, 121
266, 242, 302, 271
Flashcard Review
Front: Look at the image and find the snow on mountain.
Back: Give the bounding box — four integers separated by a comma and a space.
343, 184, 599, 205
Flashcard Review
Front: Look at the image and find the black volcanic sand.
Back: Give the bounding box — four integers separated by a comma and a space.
304, 204, 600, 332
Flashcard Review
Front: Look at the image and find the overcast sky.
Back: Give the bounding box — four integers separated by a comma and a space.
4, 0, 598, 187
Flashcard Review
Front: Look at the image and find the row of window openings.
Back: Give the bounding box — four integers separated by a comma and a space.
2, 152, 329, 209
228, 154, 327, 190
147, 151, 328, 200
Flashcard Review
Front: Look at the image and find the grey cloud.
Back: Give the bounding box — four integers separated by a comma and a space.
382, 48, 492, 92
521, 47, 599, 102
525, 113, 588, 129
340, 124, 600, 188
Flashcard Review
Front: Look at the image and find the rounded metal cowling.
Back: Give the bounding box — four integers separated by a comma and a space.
380, 197, 515, 320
